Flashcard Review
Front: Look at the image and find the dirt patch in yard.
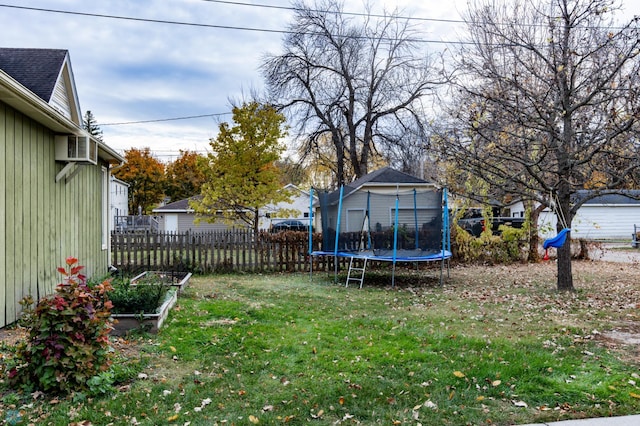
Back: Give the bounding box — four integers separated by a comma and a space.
0, 326, 27, 347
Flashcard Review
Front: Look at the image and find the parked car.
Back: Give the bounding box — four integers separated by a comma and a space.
457, 208, 525, 237
271, 220, 312, 233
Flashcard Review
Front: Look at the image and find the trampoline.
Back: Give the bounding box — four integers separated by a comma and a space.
308, 185, 452, 287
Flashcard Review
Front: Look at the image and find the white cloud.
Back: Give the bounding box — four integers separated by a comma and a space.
2, 0, 638, 159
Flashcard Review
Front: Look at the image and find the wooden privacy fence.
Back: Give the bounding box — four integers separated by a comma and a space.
111, 230, 342, 274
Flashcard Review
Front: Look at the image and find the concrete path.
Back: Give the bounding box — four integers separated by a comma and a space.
518, 414, 640, 425
589, 243, 640, 263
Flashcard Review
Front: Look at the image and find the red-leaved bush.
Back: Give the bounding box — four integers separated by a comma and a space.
7, 257, 114, 393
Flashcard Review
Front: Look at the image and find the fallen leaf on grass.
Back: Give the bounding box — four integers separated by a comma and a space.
513, 400, 528, 408
249, 414, 260, 424
453, 371, 465, 378
629, 392, 640, 399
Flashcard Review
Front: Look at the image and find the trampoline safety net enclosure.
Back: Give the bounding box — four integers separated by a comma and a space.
310, 186, 452, 286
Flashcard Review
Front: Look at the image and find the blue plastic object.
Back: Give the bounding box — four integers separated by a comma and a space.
543, 228, 570, 249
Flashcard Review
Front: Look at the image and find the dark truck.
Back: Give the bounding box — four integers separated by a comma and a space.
457, 208, 526, 237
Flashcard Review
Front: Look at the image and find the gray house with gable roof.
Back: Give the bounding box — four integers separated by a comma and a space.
314, 167, 438, 233
0, 48, 124, 327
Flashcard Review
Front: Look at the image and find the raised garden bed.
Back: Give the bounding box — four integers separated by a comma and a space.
110, 271, 191, 335
130, 270, 192, 294
111, 288, 177, 336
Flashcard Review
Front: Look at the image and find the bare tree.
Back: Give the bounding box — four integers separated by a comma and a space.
440, 0, 640, 290
261, 0, 441, 187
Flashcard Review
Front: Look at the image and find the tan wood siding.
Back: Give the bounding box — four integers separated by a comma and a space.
1, 101, 109, 327
0, 103, 6, 325
5, 105, 16, 323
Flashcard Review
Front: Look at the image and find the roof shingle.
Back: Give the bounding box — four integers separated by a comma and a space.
0, 48, 67, 102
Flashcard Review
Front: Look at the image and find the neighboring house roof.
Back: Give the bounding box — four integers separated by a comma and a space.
282, 183, 312, 197
0, 48, 123, 164
154, 187, 314, 214
574, 190, 640, 205
153, 196, 199, 213
110, 176, 130, 187
321, 167, 435, 206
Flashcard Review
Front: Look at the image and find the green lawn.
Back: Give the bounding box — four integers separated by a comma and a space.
2, 261, 640, 425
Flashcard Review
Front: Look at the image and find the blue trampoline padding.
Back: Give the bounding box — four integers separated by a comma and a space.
311, 250, 452, 262
543, 228, 570, 249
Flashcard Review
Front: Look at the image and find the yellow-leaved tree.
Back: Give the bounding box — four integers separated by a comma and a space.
191, 102, 292, 236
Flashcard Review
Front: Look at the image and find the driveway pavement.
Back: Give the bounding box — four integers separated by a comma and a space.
591, 243, 640, 263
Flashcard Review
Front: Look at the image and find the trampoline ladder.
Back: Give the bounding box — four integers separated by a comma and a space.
346, 257, 368, 288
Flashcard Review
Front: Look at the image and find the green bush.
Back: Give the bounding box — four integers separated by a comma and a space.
109, 277, 169, 314
452, 223, 528, 264
6, 257, 113, 394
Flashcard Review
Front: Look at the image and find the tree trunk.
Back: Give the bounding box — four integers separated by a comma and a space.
556, 190, 574, 291
333, 132, 345, 187
556, 240, 573, 291
527, 202, 545, 263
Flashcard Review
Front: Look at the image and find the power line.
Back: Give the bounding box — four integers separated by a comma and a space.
99, 112, 231, 126
0, 3, 465, 45
0, 3, 289, 34
198, 0, 635, 30
198, 0, 465, 24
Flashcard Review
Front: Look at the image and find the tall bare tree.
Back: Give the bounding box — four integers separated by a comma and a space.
440, 0, 640, 290
261, 0, 441, 187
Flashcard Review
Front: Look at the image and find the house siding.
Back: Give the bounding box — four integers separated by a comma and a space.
1, 101, 108, 327
508, 200, 640, 240
178, 213, 243, 232
155, 212, 240, 233
326, 188, 441, 233
539, 205, 640, 240
51, 77, 71, 119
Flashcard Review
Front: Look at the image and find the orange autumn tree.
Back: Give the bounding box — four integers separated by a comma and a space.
192, 102, 291, 236
113, 147, 165, 214
164, 150, 206, 202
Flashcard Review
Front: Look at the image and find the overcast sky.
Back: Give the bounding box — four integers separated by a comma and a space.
0, 0, 638, 161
